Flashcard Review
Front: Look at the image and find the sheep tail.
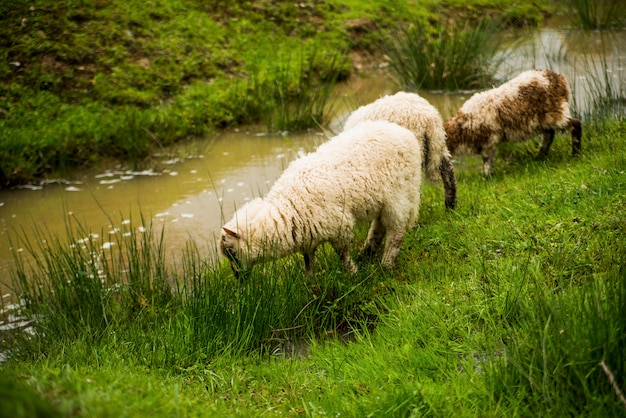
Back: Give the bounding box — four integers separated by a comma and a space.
439, 157, 457, 210
424, 125, 451, 183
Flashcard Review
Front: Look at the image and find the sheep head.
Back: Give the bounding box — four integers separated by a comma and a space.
219, 227, 242, 279
219, 221, 271, 281
219, 198, 276, 279
443, 117, 463, 154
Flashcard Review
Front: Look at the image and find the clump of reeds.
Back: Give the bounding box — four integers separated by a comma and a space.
570, 47, 625, 123
260, 47, 348, 132
8, 214, 175, 344
384, 19, 505, 91
7, 214, 381, 366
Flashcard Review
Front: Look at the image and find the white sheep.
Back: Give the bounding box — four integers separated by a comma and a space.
219, 120, 423, 278
343, 91, 457, 209
444, 69, 582, 176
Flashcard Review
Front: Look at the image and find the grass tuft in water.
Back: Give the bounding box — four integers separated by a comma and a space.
261, 46, 348, 132
9, 214, 174, 347
570, 49, 626, 124
384, 18, 505, 91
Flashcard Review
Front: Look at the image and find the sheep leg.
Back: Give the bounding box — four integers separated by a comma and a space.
339, 247, 357, 273
303, 250, 316, 275
538, 129, 555, 159
332, 240, 357, 274
439, 157, 457, 210
361, 217, 385, 259
481, 149, 496, 177
380, 229, 405, 268
570, 118, 582, 155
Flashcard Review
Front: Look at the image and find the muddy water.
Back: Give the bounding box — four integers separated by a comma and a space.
0, 130, 328, 295
1, 21, 625, 300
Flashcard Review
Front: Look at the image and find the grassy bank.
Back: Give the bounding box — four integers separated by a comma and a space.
0, 0, 558, 187
2, 117, 625, 416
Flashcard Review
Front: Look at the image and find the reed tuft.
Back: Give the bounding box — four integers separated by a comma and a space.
384, 19, 505, 91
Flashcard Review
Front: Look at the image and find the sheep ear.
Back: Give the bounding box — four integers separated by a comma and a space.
223, 227, 241, 239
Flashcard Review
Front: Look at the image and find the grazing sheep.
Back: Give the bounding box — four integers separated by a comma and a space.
444, 69, 582, 176
219, 120, 423, 278
343, 91, 457, 209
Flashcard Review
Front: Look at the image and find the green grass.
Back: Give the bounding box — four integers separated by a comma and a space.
2, 1, 625, 414
2, 118, 625, 416
5, 210, 382, 367
0, 374, 59, 418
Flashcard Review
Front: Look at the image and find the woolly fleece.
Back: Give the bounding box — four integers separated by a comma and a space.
343, 92, 456, 209
343, 91, 450, 182
444, 69, 582, 176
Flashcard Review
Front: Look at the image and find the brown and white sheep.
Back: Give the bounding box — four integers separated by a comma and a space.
444, 69, 582, 176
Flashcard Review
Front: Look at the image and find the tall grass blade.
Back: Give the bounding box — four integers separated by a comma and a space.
570, 39, 625, 123
487, 266, 626, 415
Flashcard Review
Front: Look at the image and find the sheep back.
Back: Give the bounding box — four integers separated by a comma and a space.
343, 91, 449, 183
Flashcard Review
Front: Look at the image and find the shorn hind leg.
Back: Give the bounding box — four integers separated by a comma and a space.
570, 118, 582, 155
338, 246, 357, 273
379, 209, 409, 268
481, 149, 497, 177
303, 249, 317, 275
480, 139, 500, 177
538, 129, 555, 159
